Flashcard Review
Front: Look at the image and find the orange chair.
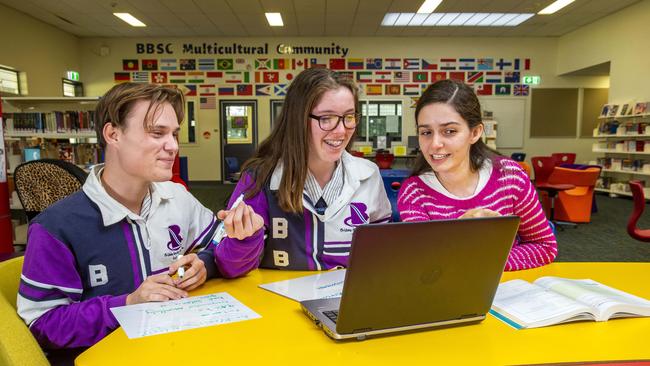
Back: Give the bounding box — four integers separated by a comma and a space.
547, 167, 601, 223
627, 180, 650, 242
517, 161, 531, 178
551, 153, 576, 166
375, 153, 395, 169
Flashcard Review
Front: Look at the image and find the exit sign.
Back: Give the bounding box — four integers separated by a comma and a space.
66, 71, 79, 81
522, 76, 540, 85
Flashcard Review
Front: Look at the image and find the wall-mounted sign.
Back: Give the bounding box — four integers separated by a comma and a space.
135, 42, 349, 57
522, 75, 540, 85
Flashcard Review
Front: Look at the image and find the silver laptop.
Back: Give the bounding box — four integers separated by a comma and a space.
301, 216, 520, 340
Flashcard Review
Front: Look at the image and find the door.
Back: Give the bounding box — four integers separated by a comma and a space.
220, 100, 258, 183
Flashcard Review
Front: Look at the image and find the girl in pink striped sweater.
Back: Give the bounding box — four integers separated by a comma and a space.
397, 80, 557, 271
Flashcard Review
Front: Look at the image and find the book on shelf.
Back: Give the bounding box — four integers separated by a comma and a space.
490, 277, 650, 330
608, 104, 619, 117
4, 111, 96, 134
634, 102, 647, 115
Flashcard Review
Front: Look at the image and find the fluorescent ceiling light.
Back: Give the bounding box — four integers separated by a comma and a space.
417, 0, 443, 14
394, 13, 415, 26
113, 13, 146, 27
381, 12, 534, 27
381, 13, 399, 26
265, 12, 283, 26
408, 13, 430, 26
538, 0, 575, 14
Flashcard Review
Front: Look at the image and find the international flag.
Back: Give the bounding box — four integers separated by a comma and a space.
458, 58, 475, 70
141, 59, 158, 71
393, 71, 409, 83
263, 71, 279, 83
132, 71, 149, 82
237, 84, 253, 96
151, 72, 167, 84
495, 84, 511, 95
160, 59, 177, 70
496, 58, 512, 70
475, 84, 493, 96
310, 58, 327, 69
403, 58, 419, 70
356, 71, 372, 83
467, 71, 484, 83
504, 71, 520, 83
449, 72, 465, 82
199, 84, 216, 96
205, 71, 223, 84
218, 87, 234, 96
374, 71, 392, 83
336, 71, 354, 81
198, 58, 215, 70
274, 84, 288, 96
181, 84, 197, 96
169, 72, 186, 83
347, 58, 364, 70
200, 96, 216, 109
179, 59, 196, 71
365, 58, 382, 70
440, 58, 456, 71
274, 58, 291, 70
513, 84, 530, 96
114, 72, 130, 83
421, 59, 438, 70
524, 58, 531, 70
186, 71, 204, 83
255, 58, 271, 70
217, 58, 234, 70
234, 58, 250, 70
329, 58, 346, 70
121, 59, 138, 71
412, 72, 428, 83
485, 71, 502, 83
283, 72, 295, 82
292, 58, 308, 70
365, 84, 382, 95
431, 72, 446, 82
255, 84, 272, 96
477, 58, 493, 71
385, 84, 401, 95
225, 71, 244, 83
410, 97, 420, 108
403, 84, 420, 96
384, 58, 401, 70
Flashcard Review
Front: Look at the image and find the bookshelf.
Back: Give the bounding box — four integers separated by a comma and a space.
592, 104, 650, 197
1, 96, 101, 173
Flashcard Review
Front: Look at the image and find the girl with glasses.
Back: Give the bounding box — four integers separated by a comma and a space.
215, 68, 391, 273
397, 79, 557, 271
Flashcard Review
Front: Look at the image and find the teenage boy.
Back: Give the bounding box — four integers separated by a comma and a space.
17, 83, 263, 353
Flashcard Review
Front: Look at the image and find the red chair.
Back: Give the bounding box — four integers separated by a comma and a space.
350, 150, 364, 158
627, 180, 650, 242
551, 153, 576, 166
531, 156, 555, 185
171, 154, 188, 190
375, 153, 394, 169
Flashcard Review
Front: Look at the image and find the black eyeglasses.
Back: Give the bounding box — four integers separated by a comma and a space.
309, 113, 361, 131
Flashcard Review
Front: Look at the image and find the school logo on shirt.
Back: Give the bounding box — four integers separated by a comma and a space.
166, 225, 183, 251
344, 202, 369, 227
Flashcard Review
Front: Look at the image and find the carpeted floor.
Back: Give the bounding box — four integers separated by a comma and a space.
189, 182, 650, 263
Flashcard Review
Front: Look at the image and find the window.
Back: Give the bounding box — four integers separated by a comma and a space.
62, 79, 83, 97
357, 100, 402, 144
0, 66, 20, 95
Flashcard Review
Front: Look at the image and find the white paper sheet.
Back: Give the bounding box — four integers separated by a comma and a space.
258, 270, 346, 302
110, 292, 260, 339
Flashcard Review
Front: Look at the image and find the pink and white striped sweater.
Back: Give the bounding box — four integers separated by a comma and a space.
397, 158, 557, 271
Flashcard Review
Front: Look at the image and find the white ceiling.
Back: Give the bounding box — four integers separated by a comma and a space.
0, 0, 641, 38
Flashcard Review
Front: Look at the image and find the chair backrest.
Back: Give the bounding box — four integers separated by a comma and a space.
551, 153, 576, 166
510, 152, 526, 162
375, 153, 394, 169
0, 257, 50, 366
627, 181, 650, 242
350, 150, 365, 158
530, 156, 555, 185
517, 161, 532, 178
548, 167, 601, 187
14, 159, 87, 221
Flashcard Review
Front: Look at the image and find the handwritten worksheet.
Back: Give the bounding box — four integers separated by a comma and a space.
259, 269, 346, 302
111, 292, 261, 339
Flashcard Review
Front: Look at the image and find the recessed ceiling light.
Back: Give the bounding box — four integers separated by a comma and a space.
449, 13, 475, 26
463, 13, 490, 26
422, 13, 445, 25
538, 0, 575, 15
113, 13, 146, 27
506, 13, 535, 26
477, 13, 505, 26
265, 12, 284, 26
436, 13, 461, 26
381, 13, 400, 26
394, 13, 415, 26
417, 0, 443, 14
381, 12, 534, 27
491, 13, 519, 26
408, 13, 430, 26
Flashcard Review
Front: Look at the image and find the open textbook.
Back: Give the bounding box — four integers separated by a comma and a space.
490, 277, 650, 329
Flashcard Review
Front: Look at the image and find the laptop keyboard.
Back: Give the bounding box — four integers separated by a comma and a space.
322, 310, 339, 323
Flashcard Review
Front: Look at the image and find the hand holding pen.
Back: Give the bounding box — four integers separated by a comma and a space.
216, 194, 264, 241
169, 253, 207, 291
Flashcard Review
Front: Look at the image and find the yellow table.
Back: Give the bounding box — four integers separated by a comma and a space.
76, 263, 650, 365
